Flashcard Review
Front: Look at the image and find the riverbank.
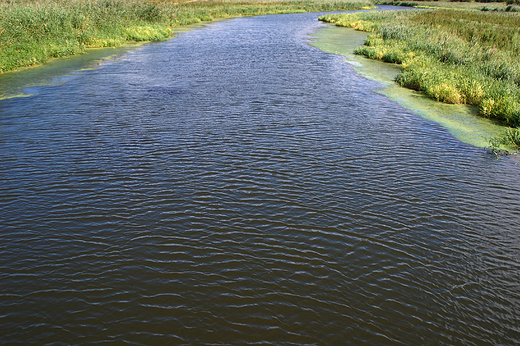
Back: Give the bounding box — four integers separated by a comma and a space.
0, 0, 374, 73
309, 24, 513, 151
319, 9, 520, 150
375, 0, 516, 11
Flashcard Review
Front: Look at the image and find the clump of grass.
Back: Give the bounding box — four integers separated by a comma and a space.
504, 128, 520, 147
489, 127, 520, 156
0, 0, 375, 73
320, 9, 520, 145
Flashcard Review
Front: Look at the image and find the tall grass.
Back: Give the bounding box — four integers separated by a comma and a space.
320, 10, 520, 148
0, 0, 374, 72
0, 0, 173, 72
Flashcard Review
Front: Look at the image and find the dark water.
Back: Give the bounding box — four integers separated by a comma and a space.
1, 10, 520, 345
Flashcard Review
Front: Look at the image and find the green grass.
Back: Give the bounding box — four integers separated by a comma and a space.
491, 127, 520, 152
0, 0, 374, 73
375, 0, 513, 11
320, 9, 520, 149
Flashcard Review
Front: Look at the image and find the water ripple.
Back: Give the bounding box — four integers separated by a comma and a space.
1, 9, 520, 346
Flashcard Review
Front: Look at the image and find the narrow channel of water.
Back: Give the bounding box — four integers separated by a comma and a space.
1, 9, 519, 345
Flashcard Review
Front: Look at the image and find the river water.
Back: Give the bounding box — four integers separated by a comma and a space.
1, 10, 520, 345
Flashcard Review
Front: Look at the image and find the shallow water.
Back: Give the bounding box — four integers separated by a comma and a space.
1, 10, 520, 345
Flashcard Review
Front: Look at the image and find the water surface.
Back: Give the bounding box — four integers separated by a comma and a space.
1, 10, 520, 345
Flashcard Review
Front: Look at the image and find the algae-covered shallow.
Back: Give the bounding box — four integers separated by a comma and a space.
0, 45, 141, 101
309, 24, 510, 149
0, 21, 217, 101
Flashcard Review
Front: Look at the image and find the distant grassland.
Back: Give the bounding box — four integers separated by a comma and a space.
375, 0, 514, 11
0, 0, 374, 73
320, 10, 520, 149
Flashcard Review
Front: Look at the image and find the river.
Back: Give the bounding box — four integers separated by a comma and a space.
1, 9, 519, 345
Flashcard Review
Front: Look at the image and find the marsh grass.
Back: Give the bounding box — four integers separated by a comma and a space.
320, 10, 520, 137
0, 0, 374, 72
375, 0, 512, 11
493, 127, 520, 151
489, 127, 520, 154
0, 0, 173, 71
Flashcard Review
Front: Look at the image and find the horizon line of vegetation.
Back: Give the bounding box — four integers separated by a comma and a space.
0, 0, 374, 73
319, 9, 520, 150
374, 0, 520, 12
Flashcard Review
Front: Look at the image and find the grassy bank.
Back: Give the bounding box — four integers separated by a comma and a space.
0, 0, 374, 73
319, 9, 520, 149
375, 0, 514, 11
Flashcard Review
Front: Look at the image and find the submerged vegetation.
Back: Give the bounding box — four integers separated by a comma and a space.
0, 0, 374, 73
320, 9, 520, 150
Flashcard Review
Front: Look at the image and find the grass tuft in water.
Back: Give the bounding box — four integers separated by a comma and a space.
490, 127, 520, 154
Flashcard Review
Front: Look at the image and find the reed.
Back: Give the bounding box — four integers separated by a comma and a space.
320, 9, 520, 137
0, 0, 374, 72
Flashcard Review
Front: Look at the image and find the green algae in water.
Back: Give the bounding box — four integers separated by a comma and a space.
309, 24, 509, 149
0, 20, 222, 101
0, 44, 143, 101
